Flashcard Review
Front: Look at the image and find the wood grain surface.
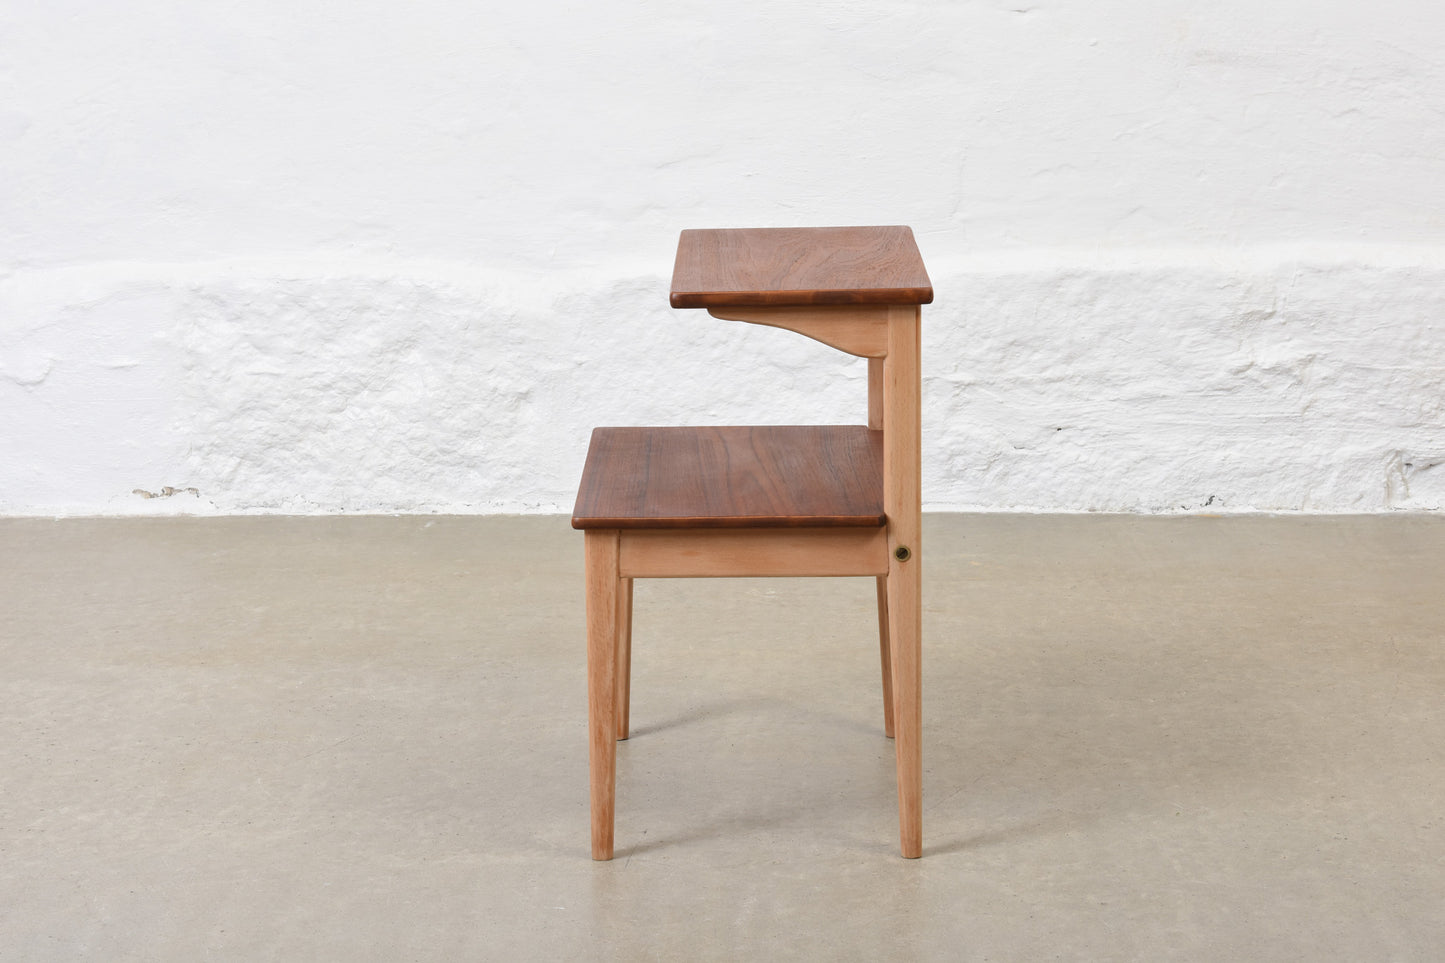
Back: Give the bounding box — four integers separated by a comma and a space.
571, 425, 885, 529
669, 226, 933, 308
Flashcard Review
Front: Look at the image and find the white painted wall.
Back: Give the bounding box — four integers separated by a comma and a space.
3, 1, 1443, 514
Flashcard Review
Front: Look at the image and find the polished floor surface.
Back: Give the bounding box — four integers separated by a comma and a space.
2, 514, 1442, 960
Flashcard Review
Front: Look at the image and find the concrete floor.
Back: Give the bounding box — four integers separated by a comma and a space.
1, 514, 1442, 960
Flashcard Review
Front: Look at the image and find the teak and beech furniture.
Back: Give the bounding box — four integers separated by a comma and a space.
572, 225, 932, 859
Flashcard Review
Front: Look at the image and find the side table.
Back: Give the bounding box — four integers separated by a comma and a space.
573, 225, 932, 858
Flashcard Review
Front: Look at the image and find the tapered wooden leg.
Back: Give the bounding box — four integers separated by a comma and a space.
886, 548, 922, 858
585, 530, 620, 860
869, 358, 894, 741
616, 578, 633, 740
884, 305, 922, 858
875, 575, 895, 738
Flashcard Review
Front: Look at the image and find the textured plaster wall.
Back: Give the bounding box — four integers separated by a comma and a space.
2, 1, 1443, 514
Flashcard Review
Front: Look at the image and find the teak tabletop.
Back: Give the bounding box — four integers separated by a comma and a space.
669, 226, 934, 309
571, 426, 885, 529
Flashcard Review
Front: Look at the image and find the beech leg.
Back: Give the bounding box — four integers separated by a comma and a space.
884, 306, 922, 858
616, 577, 633, 740
876, 575, 895, 738
585, 531, 620, 859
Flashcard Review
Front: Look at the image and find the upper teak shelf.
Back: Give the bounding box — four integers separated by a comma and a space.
669, 225, 934, 309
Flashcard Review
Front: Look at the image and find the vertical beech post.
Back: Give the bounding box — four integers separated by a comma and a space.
883, 305, 922, 858
585, 530, 620, 859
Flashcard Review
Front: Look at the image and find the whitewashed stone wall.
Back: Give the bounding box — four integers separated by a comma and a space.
3, 1, 1443, 514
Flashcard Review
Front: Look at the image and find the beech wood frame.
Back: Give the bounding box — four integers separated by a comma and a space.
585, 302, 923, 860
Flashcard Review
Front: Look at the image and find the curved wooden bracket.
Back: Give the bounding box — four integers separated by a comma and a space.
706, 306, 889, 358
